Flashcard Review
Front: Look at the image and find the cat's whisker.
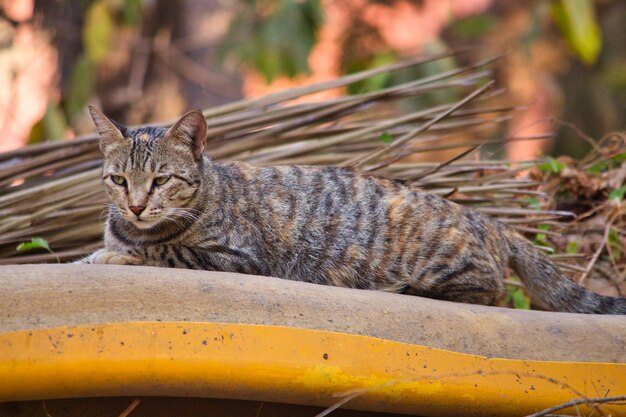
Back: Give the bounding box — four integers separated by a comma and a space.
169, 207, 201, 223
102, 204, 122, 222
175, 207, 203, 219
162, 213, 188, 229
100, 204, 114, 222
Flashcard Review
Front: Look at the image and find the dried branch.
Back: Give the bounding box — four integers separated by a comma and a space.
525, 395, 626, 417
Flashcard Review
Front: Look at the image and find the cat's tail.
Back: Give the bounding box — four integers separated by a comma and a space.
504, 229, 626, 314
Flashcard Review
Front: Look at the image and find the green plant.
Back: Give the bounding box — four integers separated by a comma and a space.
551, 0, 602, 65
16, 237, 59, 263
503, 277, 531, 310
220, 0, 323, 82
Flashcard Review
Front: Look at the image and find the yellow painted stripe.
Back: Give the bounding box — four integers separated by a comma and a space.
0, 322, 624, 417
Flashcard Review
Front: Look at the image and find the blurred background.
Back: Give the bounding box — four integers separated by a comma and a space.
1, 0, 625, 159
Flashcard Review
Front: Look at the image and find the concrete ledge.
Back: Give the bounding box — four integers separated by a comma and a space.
1, 264, 624, 362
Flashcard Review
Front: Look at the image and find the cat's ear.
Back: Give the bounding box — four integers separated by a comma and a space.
88, 106, 128, 154
165, 110, 207, 160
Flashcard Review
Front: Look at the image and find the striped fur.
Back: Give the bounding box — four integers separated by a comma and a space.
79, 108, 626, 314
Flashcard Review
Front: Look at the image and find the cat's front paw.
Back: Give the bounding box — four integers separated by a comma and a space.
79, 248, 143, 265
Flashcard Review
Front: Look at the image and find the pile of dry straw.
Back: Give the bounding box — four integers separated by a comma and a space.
2, 51, 622, 300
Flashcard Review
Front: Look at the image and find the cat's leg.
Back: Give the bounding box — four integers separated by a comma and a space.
403, 269, 505, 306
439, 285, 504, 306
440, 266, 507, 306
74, 248, 143, 265
403, 284, 503, 306
138, 243, 264, 273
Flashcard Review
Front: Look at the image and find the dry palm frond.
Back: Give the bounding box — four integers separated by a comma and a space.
0, 51, 558, 265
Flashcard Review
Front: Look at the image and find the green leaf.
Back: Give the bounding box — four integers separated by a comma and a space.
608, 228, 623, 260
521, 6, 542, 55
16, 237, 60, 262
345, 52, 397, 95
503, 282, 516, 305
43, 103, 68, 140
566, 241, 579, 254
512, 288, 531, 310
551, 0, 602, 65
586, 160, 606, 175
84, 0, 114, 63
587, 153, 626, 175
523, 197, 542, 210
379, 132, 393, 144
29, 102, 69, 144
533, 224, 551, 248
220, 0, 323, 82
390, 39, 458, 110
538, 156, 566, 174
65, 55, 95, 120
609, 185, 626, 202
450, 14, 496, 39
17, 237, 51, 253
503, 278, 530, 310
121, 0, 143, 26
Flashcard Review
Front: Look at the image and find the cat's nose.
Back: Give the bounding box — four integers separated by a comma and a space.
129, 205, 146, 216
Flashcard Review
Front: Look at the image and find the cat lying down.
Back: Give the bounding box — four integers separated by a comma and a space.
78, 107, 626, 315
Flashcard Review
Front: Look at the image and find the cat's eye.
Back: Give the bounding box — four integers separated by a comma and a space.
110, 175, 126, 186
153, 176, 170, 187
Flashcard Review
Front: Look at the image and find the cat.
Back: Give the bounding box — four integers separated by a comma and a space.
78, 106, 626, 315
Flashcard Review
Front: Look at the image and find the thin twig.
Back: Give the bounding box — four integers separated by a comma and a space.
578, 216, 613, 285
117, 398, 141, 417
349, 81, 495, 168
525, 395, 626, 417
255, 401, 265, 417
315, 370, 588, 417
42, 400, 52, 417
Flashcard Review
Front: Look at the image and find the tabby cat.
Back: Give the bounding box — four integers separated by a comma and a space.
79, 106, 626, 315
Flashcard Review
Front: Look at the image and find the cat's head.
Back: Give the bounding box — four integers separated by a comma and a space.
89, 107, 207, 230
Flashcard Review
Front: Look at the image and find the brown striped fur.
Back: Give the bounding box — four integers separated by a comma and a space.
79, 107, 626, 314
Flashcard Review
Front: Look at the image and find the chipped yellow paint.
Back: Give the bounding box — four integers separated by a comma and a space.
0, 322, 624, 417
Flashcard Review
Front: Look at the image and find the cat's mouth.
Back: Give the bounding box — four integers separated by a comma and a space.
123, 212, 160, 229
131, 217, 157, 229
130, 216, 160, 229
117, 206, 180, 230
